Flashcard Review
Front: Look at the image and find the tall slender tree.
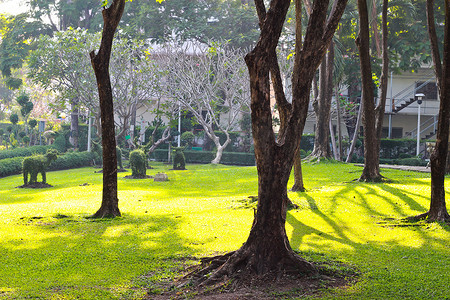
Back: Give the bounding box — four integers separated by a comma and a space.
356, 0, 382, 181
89, 0, 126, 218
418, 0, 450, 222
194, 0, 347, 283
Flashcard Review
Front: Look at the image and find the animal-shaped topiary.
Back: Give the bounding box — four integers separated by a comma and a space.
172, 146, 186, 170
22, 149, 58, 185
129, 149, 147, 178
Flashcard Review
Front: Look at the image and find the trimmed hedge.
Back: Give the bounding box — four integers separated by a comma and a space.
0, 151, 99, 178
0, 157, 24, 178
150, 149, 255, 166
0, 145, 53, 160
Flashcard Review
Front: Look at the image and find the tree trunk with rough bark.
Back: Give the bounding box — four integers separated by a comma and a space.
193, 0, 348, 284
374, 0, 389, 175
89, 0, 125, 218
356, 0, 382, 182
291, 150, 305, 191
310, 43, 334, 160
424, 0, 450, 222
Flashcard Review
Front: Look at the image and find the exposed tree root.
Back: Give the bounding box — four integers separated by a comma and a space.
91, 205, 121, 218
187, 246, 318, 289
406, 211, 450, 223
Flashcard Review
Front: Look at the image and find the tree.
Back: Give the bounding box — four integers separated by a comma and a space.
165, 43, 250, 164
193, 0, 347, 283
309, 43, 335, 160
28, 0, 102, 31
356, 0, 383, 182
89, 0, 126, 218
416, 0, 450, 222
0, 13, 51, 89
121, 0, 259, 49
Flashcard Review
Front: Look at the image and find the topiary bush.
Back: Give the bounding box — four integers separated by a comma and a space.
22, 149, 58, 185
172, 147, 186, 170
129, 149, 147, 177
181, 131, 195, 147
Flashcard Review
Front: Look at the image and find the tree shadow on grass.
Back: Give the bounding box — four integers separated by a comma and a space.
0, 214, 196, 299
286, 191, 450, 299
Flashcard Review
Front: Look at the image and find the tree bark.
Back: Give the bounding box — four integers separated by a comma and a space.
310, 43, 334, 160
374, 0, 389, 173
291, 149, 305, 192
426, 0, 450, 222
356, 0, 382, 182
89, 0, 125, 218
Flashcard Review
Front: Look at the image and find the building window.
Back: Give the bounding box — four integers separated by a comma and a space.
416, 81, 438, 100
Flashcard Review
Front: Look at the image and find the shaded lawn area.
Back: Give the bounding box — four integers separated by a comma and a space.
0, 162, 448, 299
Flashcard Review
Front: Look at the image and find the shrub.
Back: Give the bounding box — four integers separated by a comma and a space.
172, 147, 186, 170
0, 157, 23, 177
181, 131, 195, 147
52, 134, 67, 153
48, 151, 98, 171
0, 145, 53, 160
394, 157, 427, 167
150, 149, 255, 166
129, 149, 147, 177
18, 132, 26, 139
0, 151, 98, 178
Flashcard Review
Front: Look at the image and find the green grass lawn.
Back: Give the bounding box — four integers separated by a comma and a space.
0, 162, 449, 299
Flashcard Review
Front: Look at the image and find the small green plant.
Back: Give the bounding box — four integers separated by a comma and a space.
181, 131, 195, 147
22, 149, 58, 185
172, 146, 186, 170
129, 149, 147, 177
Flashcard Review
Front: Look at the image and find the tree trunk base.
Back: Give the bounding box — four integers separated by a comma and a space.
91, 205, 121, 218
290, 183, 306, 192
189, 243, 317, 287
358, 171, 384, 183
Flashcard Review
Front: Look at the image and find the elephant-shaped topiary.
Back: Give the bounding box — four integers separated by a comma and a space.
22, 149, 58, 185
129, 149, 147, 178
172, 146, 186, 170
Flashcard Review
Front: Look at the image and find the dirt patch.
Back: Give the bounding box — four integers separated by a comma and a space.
145, 259, 358, 299
16, 182, 53, 189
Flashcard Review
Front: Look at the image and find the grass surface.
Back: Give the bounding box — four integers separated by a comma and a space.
0, 162, 449, 299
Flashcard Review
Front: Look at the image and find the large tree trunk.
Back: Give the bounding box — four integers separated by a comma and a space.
425, 0, 450, 222
374, 0, 389, 172
356, 0, 382, 182
310, 43, 334, 160
89, 0, 125, 218
193, 0, 348, 285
